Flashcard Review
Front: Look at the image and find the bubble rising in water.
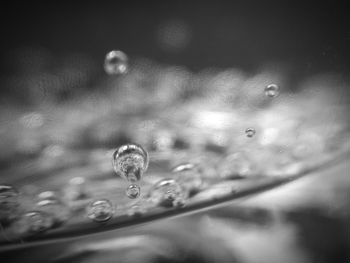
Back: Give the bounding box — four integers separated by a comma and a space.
264, 84, 280, 97
245, 127, 256, 138
126, 184, 141, 199
148, 179, 186, 208
104, 50, 128, 75
87, 199, 114, 223
113, 143, 149, 182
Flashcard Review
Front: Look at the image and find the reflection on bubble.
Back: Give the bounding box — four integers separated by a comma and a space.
126, 184, 141, 199
264, 84, 280, 97
104, 50, 128, 75
112, 144, 149, 182
86, 199, 114, 223
148, 179, 186, 208
245, 127, 256, 138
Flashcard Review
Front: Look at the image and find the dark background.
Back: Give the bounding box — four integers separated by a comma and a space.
0, 0, 349, 73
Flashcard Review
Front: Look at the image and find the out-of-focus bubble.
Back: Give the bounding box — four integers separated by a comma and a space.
156, 20, 191, 52
126, 184, 141, 199
245, 127, 256, 138
148, 179, 186, 208
42, 145, 65, 158
104, 50, 128, 75
36, 199, 70, 225
14, 211, 53, 235
151, 130, 175, 152
127, 204, 146, 217
19, 112, 44, 129
64, 177, 88, 201
264, 84, 280, 97
172, 163, 203, 195
0, 185, 19, 223
37, 191, 57, 201
218, 152, 254, 179
86, 199, 114, 223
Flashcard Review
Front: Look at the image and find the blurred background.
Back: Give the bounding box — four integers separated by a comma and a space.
1, 1, 350, 262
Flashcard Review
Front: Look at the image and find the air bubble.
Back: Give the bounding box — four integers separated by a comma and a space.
64, 177, 88, 201
0, 185, 19, 223
264, 84, 280, 97
36, 199, 69, 225
112, 143, 149, 182
148, 179, 186, 208
15, 211, 53, 234
37, 191, 57, 201
172, 163, 203, 195
87, 199, 114, 222
245, 128, 256, 138
126, 184, 141, 199
127, 204, 146, 217
104, 50, 128, 75
218, 152, 254, 179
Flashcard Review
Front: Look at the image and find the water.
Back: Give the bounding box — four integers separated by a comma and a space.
126, 184, 141, 199
148, 179, 186, 208
86, 199, 114, 222
0, 185, 19, 224
218, 152, 254, 179
63, 177, 88, 201
36, 199, 69, 225
264, 84, 280, 97
37, 191, 57, 201
104, 50, 128, 75
171, 163, 203, 195
14, 211, 53, 235
112, 144, 149, 182
127, 204, 146, 217
245, 127, 256, 138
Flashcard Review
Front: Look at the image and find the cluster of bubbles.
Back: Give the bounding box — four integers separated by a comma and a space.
0, 185, 72, 236
0, 50, 287, 236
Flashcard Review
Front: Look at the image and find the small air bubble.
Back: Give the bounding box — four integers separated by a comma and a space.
245, 128, 256, 138
104, 50, 128, 75
264, 84, 280, 97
